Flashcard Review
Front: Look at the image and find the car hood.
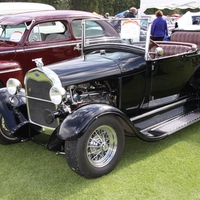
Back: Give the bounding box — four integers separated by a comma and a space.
47, 55, 121, 86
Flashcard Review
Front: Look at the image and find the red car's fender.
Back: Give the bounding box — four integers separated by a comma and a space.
0, 60, 24, 87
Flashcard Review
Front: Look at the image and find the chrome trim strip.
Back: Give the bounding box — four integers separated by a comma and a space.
0, 68, 22, 74
0, 42, 79, 54
15, 49, 24, 53
24, 42, 79, 52
17, 94, 52, 103
1, 50, 16, 54
26, 95, 52, 103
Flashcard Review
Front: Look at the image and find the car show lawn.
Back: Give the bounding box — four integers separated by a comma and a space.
0, 122, 199, 200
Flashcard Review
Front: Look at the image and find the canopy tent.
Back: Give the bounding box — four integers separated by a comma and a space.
0, 2, 55, 15
140, 0, 200, 14
176, 11, 200, 27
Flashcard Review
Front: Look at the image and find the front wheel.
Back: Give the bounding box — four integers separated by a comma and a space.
65, 115, 125, 178
0, 115, 20, 144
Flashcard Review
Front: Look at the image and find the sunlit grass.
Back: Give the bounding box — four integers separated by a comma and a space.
0, 122, 200, 200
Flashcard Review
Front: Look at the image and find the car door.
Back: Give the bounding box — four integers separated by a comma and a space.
149, 54, 193, 107
23, 20, 81, 74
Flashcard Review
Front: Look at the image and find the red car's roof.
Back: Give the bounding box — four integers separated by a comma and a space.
0, 10, 102, 25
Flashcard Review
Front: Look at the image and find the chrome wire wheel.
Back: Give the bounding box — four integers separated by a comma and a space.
87, 125, 118, 168
65, 115, 125, 178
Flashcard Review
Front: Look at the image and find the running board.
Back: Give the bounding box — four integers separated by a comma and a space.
139, 109, 200, 136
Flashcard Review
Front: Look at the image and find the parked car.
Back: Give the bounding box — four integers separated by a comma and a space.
1, 18, 200, 179
0, 10, 118, 87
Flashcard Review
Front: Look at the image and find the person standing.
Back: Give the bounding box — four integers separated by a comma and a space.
124, 7, 137, 18
151, 10, 168, 41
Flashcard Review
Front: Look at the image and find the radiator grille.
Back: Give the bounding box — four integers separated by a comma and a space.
26, 78, 58, 128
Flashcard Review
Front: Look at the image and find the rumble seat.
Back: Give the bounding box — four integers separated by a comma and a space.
149, 41, 197, 59
170, 31, 200, 49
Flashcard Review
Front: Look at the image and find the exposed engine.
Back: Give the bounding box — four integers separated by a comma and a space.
44, 79, 118, 125
66, 80, 117, 108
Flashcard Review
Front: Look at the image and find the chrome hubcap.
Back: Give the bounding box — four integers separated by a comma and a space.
87, 125, 117, 168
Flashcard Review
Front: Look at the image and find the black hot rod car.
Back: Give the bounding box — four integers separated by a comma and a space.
0, 18, 200, 178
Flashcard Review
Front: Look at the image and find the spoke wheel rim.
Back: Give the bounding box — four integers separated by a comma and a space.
0, 115, 16, 140
87, 125, 118, 168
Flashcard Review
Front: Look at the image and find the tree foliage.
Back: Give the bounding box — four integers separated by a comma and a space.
0, 0, 199, 16
68, 0, 99, 12
0, 0, 140, 16
0, 0, 62, 9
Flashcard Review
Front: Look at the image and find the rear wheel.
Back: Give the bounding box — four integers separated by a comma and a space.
65, 115, 125, 178
0, 115, 20, 144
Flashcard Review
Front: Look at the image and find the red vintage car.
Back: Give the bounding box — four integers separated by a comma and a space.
0, 10, 118, 87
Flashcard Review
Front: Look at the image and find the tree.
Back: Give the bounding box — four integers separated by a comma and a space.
0, 0, 63, 9
68, 0, 98, 12
98, 0, 115, 16
112, 0, 140, 16
0, 0, 198, 16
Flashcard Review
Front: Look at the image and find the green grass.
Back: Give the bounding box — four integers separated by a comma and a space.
0, 123, 200, 200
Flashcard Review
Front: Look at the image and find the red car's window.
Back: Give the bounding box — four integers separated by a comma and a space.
0, 23, 26, 41
28, 21, 68, 42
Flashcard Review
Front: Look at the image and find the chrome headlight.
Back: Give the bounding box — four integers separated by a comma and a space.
49, 86, 66, 105
6, 78, 22, 95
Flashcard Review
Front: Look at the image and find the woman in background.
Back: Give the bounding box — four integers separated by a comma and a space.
151, 10, 168, 41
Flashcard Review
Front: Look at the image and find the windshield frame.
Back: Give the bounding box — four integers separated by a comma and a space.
81, 18, 151, 60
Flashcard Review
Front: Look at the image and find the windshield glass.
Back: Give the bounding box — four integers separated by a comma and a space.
0, 23, 26, 42
82, 18, 150, 50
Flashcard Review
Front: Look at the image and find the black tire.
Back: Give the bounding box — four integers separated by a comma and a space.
0, 115, 20, 144
65, 115, 125, 178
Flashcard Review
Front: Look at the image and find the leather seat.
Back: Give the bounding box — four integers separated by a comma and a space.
171, 31, 200, 49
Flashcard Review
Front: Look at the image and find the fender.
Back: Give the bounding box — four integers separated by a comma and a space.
58, 104, 139, 141
0, 88, 29, 133
0, 60, 24, 87
47, 126, 64, 151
